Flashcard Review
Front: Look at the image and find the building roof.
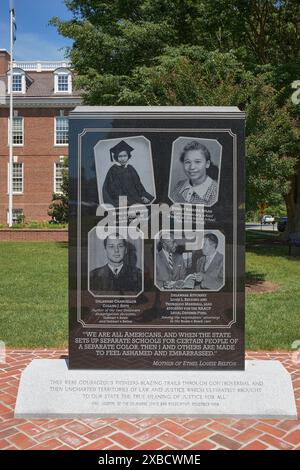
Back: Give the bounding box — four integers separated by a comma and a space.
25, 72, 81, 98
0, 57, 82, 108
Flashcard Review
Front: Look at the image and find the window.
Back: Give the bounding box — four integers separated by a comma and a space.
54, 163, 63, 193
10, 117, 24, 145
58, 74, 69, 92
8, 69, 26, 94
55, 117, 69, 145
54, 68, 72, 93
7, 209, 24, 225
12, 163, 23, 194
12, 74, 22, 92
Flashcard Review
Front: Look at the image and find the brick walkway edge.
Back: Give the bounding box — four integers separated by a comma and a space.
0, 350, 299, 450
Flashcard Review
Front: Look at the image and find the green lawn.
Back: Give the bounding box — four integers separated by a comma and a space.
246, 238, 300, 350
0, 242, 68, 348
0, 240, 299, 350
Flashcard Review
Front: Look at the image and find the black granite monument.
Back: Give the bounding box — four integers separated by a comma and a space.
69, 107, 245, 370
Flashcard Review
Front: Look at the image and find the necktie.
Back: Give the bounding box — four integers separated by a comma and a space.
169, 252, 173, 271
114, 268, 119, 276
204, 256, 210, 271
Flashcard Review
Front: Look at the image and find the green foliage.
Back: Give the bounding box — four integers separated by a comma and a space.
48, 157, 69, 224
117, 47, 254, 106
0, 221, 67, 229
52, 1, 300, 221
246, 98, 298, 209
246, 202, 287, 223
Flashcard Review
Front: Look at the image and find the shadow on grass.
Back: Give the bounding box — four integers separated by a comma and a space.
245, 270, 280, 293
246, 270, 266, 282
246, 230, 300, 258
247, 243, 300, 261
246, 230, 281, 243
55, 242, 68, 249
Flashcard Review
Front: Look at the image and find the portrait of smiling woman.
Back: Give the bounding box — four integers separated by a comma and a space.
169, 139, 221, 206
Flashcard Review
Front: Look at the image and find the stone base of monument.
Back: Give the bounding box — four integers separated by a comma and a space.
15, 359, 297, 419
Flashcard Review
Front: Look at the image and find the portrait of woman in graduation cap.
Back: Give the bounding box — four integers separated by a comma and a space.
101, 140, 155, 208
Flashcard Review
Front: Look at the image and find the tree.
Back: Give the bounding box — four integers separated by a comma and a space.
51, 0, 300, 231
48, 157, 69, 224
195, 0, 300, 231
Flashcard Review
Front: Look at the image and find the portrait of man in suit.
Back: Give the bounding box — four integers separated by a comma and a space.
190, 232, 224, 290
155, 233, 186, 289
89, 233, 142, 296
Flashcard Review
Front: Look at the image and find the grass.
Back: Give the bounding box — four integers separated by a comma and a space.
0, 222, 67, 229
0, 242, 68, 348
0, 238, 299, 350
246, 229, 280, 243
246, 234, 300, 350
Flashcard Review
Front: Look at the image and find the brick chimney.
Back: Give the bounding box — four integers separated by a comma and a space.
0, 50, 10, 75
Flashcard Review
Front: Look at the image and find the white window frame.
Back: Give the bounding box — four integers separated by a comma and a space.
54, 68, 72, 94
8, 117, 24, 147
54, 117, 69, 146
54, 162, 64, 193
7, 69, 26, 94
7, 162, 24, 194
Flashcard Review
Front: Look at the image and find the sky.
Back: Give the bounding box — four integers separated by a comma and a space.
0, 0, 73, 60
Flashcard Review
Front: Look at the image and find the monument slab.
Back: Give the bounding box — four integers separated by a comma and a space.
69, 106, 245, 370
15, 359, 297, 418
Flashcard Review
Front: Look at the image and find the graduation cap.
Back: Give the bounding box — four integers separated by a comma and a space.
110, 140, 134, 162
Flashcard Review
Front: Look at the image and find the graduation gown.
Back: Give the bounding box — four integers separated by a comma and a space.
102, 164, 154, 207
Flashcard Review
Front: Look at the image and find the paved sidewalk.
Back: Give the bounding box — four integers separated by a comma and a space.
0, 350, 299, 450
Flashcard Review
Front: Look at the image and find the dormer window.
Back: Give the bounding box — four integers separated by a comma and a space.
8, 68, 26, 94
54, 68, 72, 94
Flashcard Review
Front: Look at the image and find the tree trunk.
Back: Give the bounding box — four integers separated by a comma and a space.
284, 172, 300, 238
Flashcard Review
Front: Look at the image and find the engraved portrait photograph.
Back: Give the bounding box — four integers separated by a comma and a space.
88, 228, 144, 297
155, 230, 225, 291
94, 136, 156, 209
169, 137, 222, 206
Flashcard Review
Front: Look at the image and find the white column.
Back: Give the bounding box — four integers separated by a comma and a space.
8, 9, 14, 227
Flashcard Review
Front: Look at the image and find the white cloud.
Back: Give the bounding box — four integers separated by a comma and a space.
13, 32, 71, 61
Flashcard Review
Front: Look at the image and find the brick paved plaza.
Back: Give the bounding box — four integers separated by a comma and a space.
0, 350, 299, 450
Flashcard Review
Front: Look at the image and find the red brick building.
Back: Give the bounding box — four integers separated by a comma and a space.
0, 50, 81, 224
